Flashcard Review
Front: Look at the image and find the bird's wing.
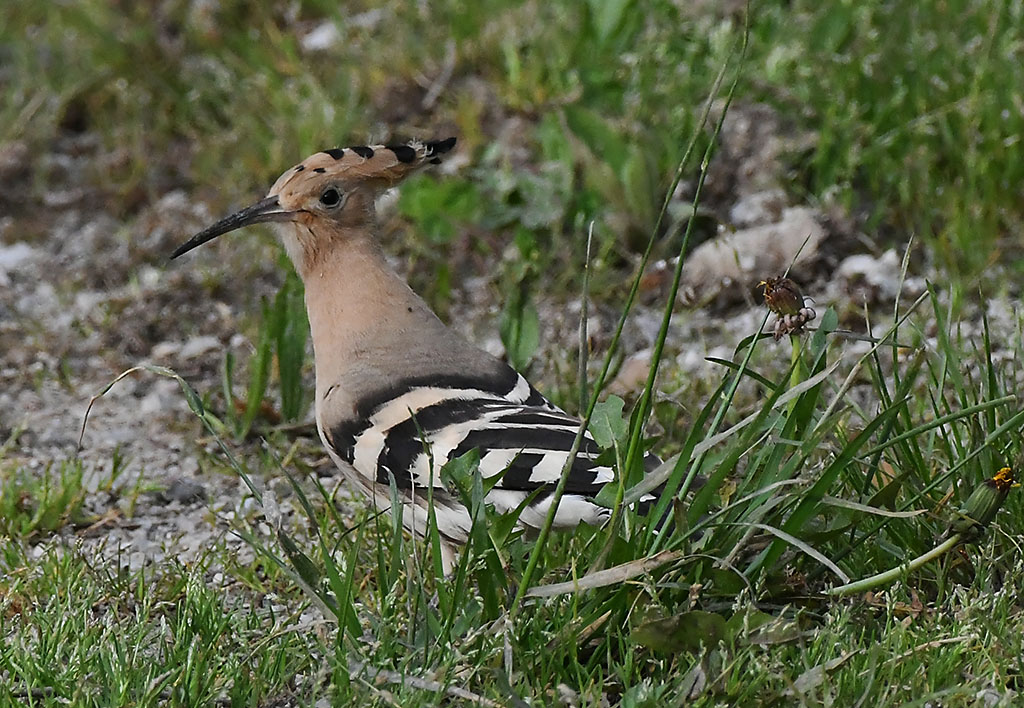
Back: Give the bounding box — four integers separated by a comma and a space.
325, 367, 657, 527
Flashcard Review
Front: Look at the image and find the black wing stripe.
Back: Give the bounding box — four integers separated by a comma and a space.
495, 453, 604, 495
353, 368, 521, 420
492, 410, 581, 427
525, 384, 553, 408
375, 434, 420, 487
494, 452, 547, 489
376, 397, 514, 485
327, 422, 359, 464
449, 426, 601, 460
644, 451, 662, 473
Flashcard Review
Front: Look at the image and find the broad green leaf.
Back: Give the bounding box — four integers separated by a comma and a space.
440, 448, 482, 495
590, 395, 628, 449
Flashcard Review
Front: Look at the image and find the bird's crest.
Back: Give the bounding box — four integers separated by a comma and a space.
270, 137, 456, 196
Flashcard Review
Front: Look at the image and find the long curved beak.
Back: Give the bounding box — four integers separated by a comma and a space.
170, 196, 293, 259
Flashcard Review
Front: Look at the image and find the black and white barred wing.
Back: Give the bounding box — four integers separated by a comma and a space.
328, 368, 647, 528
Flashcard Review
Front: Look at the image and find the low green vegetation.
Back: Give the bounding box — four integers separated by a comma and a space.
0, 459, 88, 538
0, 540, 316, 706
221, 264, 310, 441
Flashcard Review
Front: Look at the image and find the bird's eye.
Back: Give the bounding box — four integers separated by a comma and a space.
320, 188, 342, 207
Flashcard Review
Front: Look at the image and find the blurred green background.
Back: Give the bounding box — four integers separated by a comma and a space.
4, 0, 1022, 282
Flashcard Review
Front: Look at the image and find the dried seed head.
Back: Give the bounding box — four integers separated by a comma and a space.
759, 277, 804, 316
760, 276, 817, 340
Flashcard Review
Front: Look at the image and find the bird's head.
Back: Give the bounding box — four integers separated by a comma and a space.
170, 137, 456, 273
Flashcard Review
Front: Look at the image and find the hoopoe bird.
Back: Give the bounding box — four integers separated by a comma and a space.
172, 138, 660, 572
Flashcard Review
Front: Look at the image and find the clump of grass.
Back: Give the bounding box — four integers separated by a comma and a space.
0, 540, 317, 706
221, 263, 310, 441
0, 459, 89, 538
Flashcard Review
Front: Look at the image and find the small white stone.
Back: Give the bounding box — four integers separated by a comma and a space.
179, 335, 221, 359
151, 341, 182, 360
301, 21, 341, 52
0, 242, 37, 271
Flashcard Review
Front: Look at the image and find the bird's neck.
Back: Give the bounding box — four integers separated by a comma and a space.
294, 230, 448, 397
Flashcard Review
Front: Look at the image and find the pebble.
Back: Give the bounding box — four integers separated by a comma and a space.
729, 188, 787, 228
139, 378, 185, 416
301, 21, 341, 52
678, 207, 825, 306
160, 477, 208, 505
179, 335, 221, 359
836, 249, 903, 303
608, 349, 652, 396
0, 242, 38, 270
